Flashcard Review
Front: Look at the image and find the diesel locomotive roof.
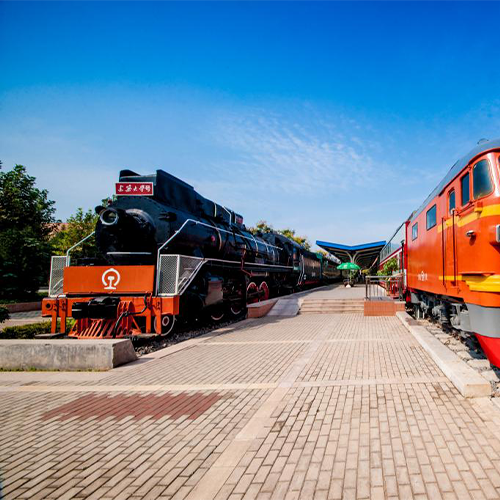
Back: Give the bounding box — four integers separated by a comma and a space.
409, 138, 500, 222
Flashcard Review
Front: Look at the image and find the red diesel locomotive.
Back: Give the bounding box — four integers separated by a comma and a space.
399, 139, 500, 367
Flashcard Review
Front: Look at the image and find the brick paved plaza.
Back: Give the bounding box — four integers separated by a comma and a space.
2, 287, 500, 499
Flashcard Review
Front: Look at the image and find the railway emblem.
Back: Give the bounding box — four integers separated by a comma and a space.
102, 268, 121, 290
418, 271, 428, 282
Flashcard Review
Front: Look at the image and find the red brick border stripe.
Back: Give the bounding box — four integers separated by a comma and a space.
42, 392, 225, 421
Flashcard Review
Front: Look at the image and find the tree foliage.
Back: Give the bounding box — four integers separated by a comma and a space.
0, 165, 56, 299
0, 306, 9, 323
248, 220, 274, 235
51, 208, 99, 259
278, 228, 311, 250
377, 257, 399, 276
248, 220, 311, 250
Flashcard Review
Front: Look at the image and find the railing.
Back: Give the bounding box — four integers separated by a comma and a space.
48, 256, 68, 297
157, 255, 205, 296
66, 231, 95, 266
365, 275, 404, 301
48, 232, 96, 297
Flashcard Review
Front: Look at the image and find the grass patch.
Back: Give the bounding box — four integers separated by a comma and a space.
0, 320, 75, 339
0, 321, 53, 339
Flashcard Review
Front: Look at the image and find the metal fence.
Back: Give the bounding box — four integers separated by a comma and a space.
157, 255, 205, 296
48, 256, 68, 297
365, 275, 404, 301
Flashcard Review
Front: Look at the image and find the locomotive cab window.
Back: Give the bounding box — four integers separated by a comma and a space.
448, 190, 455, 214
412, 222, 418, 240
426, 205, 437, 230
461, 173, 470, 205
473, 159, 493, 199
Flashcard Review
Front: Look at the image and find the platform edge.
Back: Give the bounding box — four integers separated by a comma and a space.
396, 311, 491, 398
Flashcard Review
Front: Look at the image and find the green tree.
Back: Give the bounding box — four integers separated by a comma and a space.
377, 257, 399, 276
248, 220, 311, 250
248, 220, 274, 235
0, 165, 56, 299
51, 208, 99, 259
278, 228, 311, 250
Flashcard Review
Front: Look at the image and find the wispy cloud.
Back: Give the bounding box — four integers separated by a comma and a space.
208, 110, 378, 195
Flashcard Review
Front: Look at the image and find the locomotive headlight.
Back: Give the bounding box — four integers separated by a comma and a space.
100, 208, 119, 226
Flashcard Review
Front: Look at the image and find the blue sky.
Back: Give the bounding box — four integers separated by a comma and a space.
1, 1, 500, 249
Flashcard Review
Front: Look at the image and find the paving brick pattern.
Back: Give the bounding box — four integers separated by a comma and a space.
0, 310, 45, 330
3, 295, 500, 499
102, 338, 310, 386
8, 311, 43, 319
42, 392, 227, 422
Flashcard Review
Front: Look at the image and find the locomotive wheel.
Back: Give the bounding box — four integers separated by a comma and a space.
230, 303, 244, 316
154, 314, 176, 336
259, 281, 270, 301
247, 282, 259, 304
413, 304, 423, 320
210, 305, 225, 322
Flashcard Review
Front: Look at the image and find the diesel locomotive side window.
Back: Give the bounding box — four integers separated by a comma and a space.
426, 205, 437, 230
473, 159, 493, 199
412, 222, 418, 240
448, 190, 456, 214
461, 173, 470, 205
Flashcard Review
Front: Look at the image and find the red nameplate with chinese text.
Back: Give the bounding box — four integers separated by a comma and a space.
115, 182, 154, 196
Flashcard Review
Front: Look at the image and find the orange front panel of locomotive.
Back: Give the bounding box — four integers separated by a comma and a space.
407, 151, 500, 307
63, 265, 156, 295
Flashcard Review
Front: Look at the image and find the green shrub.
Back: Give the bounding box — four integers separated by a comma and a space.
377, 257, 399, 276
0, 321, 52, 339
0, 319, 75, 339
0, 306, 9, 323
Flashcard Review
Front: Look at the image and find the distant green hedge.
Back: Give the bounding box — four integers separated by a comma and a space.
0, 321, 52, 339
0, 319, 76, 339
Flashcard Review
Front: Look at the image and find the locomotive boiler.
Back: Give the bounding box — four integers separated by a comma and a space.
43, 169, 339, 338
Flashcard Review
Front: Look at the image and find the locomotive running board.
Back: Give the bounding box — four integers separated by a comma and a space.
156, 254, 293, 297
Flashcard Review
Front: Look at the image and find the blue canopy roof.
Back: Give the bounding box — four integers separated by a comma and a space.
316, 240, 386, 268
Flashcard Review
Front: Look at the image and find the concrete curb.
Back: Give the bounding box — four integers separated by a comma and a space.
247, 298, 278, 318
267, 297, 300, 317
0, 339, 137, 371
396, 311, 491, 398
4, 301, 42, 313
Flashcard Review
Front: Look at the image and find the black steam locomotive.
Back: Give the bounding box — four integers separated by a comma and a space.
44, 169, 340, 338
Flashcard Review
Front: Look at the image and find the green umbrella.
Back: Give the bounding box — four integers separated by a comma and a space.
337, 262, 361, 270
